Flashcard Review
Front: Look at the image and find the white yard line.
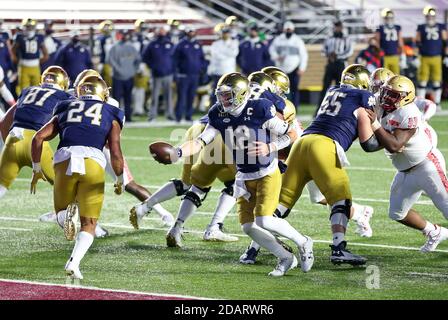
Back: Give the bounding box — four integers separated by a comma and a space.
0, 227, 32, 232
405, 272, 448, 279
0, 278, 212, 300
2, 215, 448, 253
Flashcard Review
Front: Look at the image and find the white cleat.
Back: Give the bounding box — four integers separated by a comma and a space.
65, 260, 83, 280
38, 211, 57, 223
166, 226, 183, 248
268, 254, 297, 277
355, 206, 374, 238
64, 203, 79, 241
298, 236, 314, 272
95, 224, 109, 238
161, 214, 175, 228
129, 202, 149, 230
203, 225, 238, 242
421, 225, 448, 252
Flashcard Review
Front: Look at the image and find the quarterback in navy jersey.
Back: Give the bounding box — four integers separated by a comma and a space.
278, 64, 379, 266
31, 75, 124, 280
0, 66, 71, 200
152, 73, 314, 277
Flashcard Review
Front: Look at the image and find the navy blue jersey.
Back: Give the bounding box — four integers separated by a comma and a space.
54, 98, 124, 151
54, 43, 93, 83
199, 114, 209, 124
0, 31, 10, 43
96, 34, 113, 64
304, 86, 375, 151
14, 33, 45, 60
417, 23, 446, 56
208, 99, 277, 173
377, 25, 401, 55
12, 84, 73, 131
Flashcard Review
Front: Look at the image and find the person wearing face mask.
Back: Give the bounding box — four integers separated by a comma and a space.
207, 24, 239, 106
142, 25, 175, 121
40, 20, 62, 71
356, 38, 384, 73
237, 24, 271, 76
54, 31, 93, 85
131, 20, 150, 116
316, 21, 353, 116
269, 21, 308, 110
107, 30, 141, 122
415, 6, 448, 109
11, 19, 48, 93
375, 9, 405, 75
173, 27, 206, 123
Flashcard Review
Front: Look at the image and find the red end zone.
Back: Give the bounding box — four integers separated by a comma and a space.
0, 279, 197, 300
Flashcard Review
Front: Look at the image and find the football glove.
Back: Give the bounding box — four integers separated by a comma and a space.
30, 163, 47, 194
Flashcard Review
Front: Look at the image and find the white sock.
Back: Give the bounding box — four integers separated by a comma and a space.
351, 202, 364, 221
255, 215, 307, 247
68, 231, 94, 267
145, 181, 184, 210
152, 203, 172, 218
333, 232, 345, 246
56, 210, 67, 228
422, 221, 436, 235
174, 186, 206, 228
331, 200, 349, 246
276, 204, 289, 216
434, 88, 442, 105
209, 192, 236, 226
242, 222, 290, 259
0, 185, 7, 199
417, 87, 426, 99
248, 240, 261, 251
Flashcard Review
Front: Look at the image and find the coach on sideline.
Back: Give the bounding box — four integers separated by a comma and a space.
108, 30, 141, 122
316, 21, 353, 115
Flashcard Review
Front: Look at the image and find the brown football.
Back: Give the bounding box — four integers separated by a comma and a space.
149, 141, 178, 164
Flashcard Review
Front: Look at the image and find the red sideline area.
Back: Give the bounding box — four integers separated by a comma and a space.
0, 280, 192, 300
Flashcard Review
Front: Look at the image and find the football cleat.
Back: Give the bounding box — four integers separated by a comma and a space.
298, 236, 314, 272
330, 241, 367, 266
268, 254, 297, 277
355, 205, 374, 238
161, 213, 175, 228
421, 225, 448, 252
64, 203, 79, 241
95, 224, 109, 238
203, 224, 238, 242
65, 259, 83, 280
38, 211, 57, 223
166, 226, 183, 248
129, 202, 149, 230
239, 246, 260, 264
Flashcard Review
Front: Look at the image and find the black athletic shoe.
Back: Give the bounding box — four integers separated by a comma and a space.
330, 241, 367, 266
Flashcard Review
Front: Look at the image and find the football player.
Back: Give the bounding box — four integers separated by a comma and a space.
152, 72, 314, 276
415, 6, 448, 108
375, 9, 405, 74
11, 19, 48, 92
131, 19, 150, 116
0, 65, 16, 112
366, 75, 448, 252
94, 20, 114, 87
0, 66, 71, 200
274, 64, 379, 266
38, 69, 174, 232
31, 75, 125, 279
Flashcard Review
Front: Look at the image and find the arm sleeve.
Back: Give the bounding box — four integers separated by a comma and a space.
197, 123, 219, 145
262, 115, 289, 135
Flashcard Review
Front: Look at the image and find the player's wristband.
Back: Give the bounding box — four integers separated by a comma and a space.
116, 174, 124, 184
32, 162, 41, 172
372, 119, 381, 132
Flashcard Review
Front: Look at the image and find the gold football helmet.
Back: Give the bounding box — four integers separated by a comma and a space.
41, 66, 70, 91
214, 22, 226, 34
379, 75, 415, 111
134, 19, 145, 31
76, 75, 109, 102
370, 68, 395, 94
261, 66, 290, 96
215, 73, 249, 113
99, 20, 114, 33
73, 69, 102, 91
380, 8, 394, 18
423, 6, 436, 16
248, 71, 275, 92
340, 64, 371, 90
225, 16, 238, 26
21, 18, 37, 28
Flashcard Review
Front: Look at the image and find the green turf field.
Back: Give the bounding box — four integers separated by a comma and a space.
0, 104, 447, 300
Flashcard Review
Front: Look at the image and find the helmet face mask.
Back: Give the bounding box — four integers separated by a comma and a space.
379, 75, 415, 112
215, 73, 249, 114
379, 86, 403, 112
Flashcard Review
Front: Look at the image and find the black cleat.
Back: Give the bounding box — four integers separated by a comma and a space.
239, 247, 260, 264
330, 241, 367, 266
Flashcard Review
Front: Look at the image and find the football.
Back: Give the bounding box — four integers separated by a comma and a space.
149, 141, 178, 164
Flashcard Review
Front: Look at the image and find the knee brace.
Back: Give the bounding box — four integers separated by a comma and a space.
330, 199, 351, 224
222, 180, 235, 197
171, 178, 190, 196
182, 185, 211, 208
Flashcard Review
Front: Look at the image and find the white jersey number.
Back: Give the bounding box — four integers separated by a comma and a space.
67, 101, 103, 126
318, 91, 347, 117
